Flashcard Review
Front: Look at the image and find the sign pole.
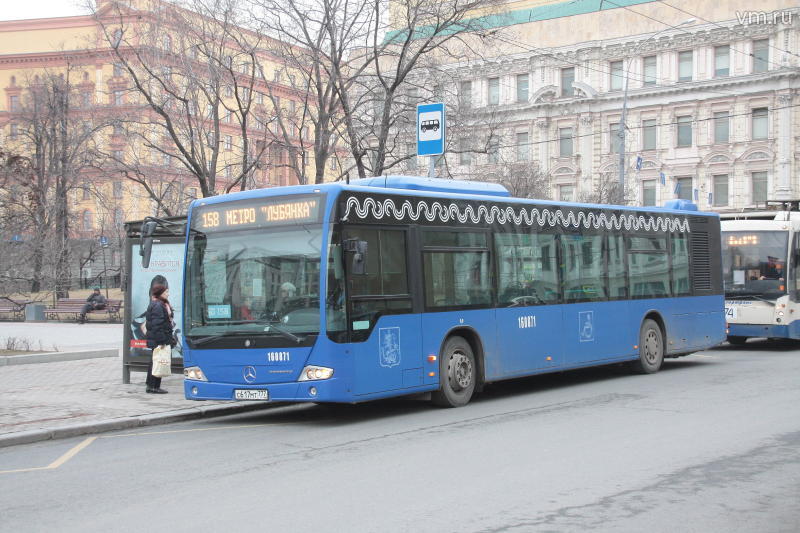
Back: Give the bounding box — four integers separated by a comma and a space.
428, 156, 435, 178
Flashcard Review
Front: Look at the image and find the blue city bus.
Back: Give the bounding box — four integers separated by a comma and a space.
178, 176, 725, 407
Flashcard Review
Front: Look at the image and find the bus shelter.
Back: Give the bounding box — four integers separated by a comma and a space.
122, 216, 187, 383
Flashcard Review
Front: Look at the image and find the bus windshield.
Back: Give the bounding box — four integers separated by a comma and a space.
185, 225, 323, 342
722, 231, 788, 299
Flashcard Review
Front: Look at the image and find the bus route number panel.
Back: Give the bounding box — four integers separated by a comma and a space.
193, 195, 323, 232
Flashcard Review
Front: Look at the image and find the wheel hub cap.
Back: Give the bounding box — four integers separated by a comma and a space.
449, 351, 473, 391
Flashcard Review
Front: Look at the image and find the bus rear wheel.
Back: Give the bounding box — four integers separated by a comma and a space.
630, 319, 664, 374
727, 336, 747, 345
432, 336, 476, 407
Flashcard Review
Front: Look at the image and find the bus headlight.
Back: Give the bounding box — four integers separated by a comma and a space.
184, 366, 208, 381
299, 365, 334, 381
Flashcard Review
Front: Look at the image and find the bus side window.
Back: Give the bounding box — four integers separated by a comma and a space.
607, 234, 628, 298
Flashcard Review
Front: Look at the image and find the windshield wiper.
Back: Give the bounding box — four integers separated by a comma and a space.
255, 320, 303, 344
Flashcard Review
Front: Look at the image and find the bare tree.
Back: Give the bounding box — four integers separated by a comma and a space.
94, 0, 280, 210
579, 171, 631, 205
1, 68, 110, 297
254, 0, 504, 181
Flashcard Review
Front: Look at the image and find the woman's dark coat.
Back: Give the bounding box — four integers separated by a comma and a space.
145, 300, 174, 349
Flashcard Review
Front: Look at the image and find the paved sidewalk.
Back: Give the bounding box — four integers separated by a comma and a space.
0, 323, 270, 447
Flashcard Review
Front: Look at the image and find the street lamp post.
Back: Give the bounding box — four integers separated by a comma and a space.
618, 19, 695, 203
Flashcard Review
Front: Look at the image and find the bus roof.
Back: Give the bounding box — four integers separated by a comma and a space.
190, 176, 717, 218
350, 176, 511, 197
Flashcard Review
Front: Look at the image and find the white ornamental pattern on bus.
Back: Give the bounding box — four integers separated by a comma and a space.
344, 196, 691, 233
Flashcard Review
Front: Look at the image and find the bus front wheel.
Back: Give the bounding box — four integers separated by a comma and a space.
432, 336, 476, 407
630, 319, 664, 374
727, 336, 747, 345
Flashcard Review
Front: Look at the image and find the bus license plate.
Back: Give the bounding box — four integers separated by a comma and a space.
234, 389, 269, 401
724, 305, 737, 320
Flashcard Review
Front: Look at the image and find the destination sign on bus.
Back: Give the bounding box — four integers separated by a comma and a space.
727, 235, 759, 246
193, 195, 322, 232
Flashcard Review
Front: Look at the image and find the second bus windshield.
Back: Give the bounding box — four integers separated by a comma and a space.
722, 231, 788, 299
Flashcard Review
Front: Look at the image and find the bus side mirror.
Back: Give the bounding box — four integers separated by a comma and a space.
140, 220, 157, 268
345, 239, 368, 275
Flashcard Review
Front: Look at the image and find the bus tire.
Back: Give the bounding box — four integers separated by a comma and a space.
432, 336, 476, 407
727, 336, 747, 345
630, 319, 664, 374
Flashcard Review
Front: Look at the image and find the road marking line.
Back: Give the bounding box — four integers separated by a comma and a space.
47, 437, 96, 469
0, 436, 96, 475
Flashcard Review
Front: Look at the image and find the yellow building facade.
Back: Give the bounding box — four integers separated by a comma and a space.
0, 0, 317, 241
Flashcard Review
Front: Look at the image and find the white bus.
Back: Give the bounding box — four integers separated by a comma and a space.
721, 208, 800, 344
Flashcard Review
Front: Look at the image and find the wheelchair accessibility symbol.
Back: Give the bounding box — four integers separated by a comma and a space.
579, 311, 594, 342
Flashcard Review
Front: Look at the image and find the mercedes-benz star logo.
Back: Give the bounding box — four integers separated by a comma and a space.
243, 366, 257, 383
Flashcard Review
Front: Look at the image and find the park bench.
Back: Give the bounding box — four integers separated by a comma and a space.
44, 298, 123, 323
0, 297, 28, 321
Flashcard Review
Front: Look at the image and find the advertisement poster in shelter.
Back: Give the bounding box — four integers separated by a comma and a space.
129, 243, 184, 359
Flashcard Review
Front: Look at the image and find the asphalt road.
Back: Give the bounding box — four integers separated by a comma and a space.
1, 340, 799, 533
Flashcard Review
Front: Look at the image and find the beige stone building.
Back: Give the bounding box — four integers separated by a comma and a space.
406, 0, 799, 211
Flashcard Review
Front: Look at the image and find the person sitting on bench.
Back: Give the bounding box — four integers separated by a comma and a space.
79, 287, 107, 324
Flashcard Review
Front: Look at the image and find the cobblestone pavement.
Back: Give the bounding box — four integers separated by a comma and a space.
0, 322, 245, 442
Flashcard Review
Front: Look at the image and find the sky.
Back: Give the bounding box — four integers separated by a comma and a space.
2, 0, 91, 21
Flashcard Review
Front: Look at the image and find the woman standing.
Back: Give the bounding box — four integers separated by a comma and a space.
145, 284, 174, 394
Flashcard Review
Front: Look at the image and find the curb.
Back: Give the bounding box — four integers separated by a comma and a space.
0, 348, 117, 366
0, 401, 278, 448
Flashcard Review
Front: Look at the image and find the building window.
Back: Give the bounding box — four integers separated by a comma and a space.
487, 137, 499, 164
516, 74, 529, 103
714, 45, 730, 77
256, 92, 264, 105
82, 184, 91, 200
114, 207, 124, 226
112, 181, 123, 199
459, 80, 472, 109
676, 115, 692, 147
188, 187, 198, 199
487, 77, 499, 106
112, 149, 124, 161
678, 50, 693, 81
642, 180, 656, 206
558, 184, 575, 202
82, 210, 93, 231
752, 107, 768, 140
676, 177, 692, 201
609, 122, 621, 154
561, 67, 574, 97
713, 174, 729, 207
406, 144, 417, 171
9, 95, 20, 111
643, 56, 656, 85
753, 39, 769, 73
113, 63, 124, 77
224, 135, 232, 151
752, 171, 768, 203
515, 132, 529, 161
82, 92, 92, 107
610, 60, 624, 90
559, 127, 573, 156
9, 123, 18, 139
113, 90, 124, 106
642, 119, 656, 150
459, 139, 471, 166
713, 111, 729, 144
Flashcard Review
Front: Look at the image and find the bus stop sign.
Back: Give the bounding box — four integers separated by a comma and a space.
417, 102, 445, 156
